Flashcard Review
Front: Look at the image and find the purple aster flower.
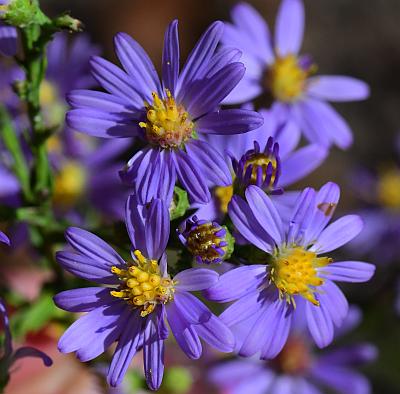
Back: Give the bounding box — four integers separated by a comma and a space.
54, 197, 234, 390
221, 1, 369, 149
177, 215, 232, 264
66, 20, 264, 205
0, 1, 17, 56
0, 299, 52, 388
209, 307, 377, 394
195, 107, 327, 220
205, 182, 375, 358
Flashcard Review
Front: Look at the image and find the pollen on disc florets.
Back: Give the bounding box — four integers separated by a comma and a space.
266, 55, 316, 102
139, 89, 194, 149
179, 216, 230, 264
270, 246, 332, 307
110, 250, 175, 317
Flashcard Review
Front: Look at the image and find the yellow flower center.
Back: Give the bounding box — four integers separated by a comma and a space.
215, 185, 234, 214
139, 90, 194, 149
53, 161, 87, 208
186, 223, 227, 263
110, 250, 175, 317
270, 246, 331, 307
377, 168, 400, 209
274, 336, 311, 375
267, 55, 314, 102
39, 79, 66, 127
243, 154, 278, 187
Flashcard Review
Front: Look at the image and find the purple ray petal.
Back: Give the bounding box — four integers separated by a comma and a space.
177, 21, 224, 97
196, 108, 264, 135
306, 76, 370, 102
53, 287, 114, 312
321, 261, 375, 283
173, 150, 210, 203
107, 310, 144, 387
228, 195, 274, 253
0, 231, 10, 245
185, 140, 231, 186
0, 25, 17, 56
275, 0, 305, 56
204, 265, 266, 303
114, 32, 161, 97
279, 144, 328, 187
245, 185, 284, 245
143, 317, 165, 391
55, 251, 120, 284
162, 19, 179, 94
65, 227, 125, 267
166, 302, 202, 359
306, 299, 334, 348
311, 215, 363, 253
174, 268, 219, 291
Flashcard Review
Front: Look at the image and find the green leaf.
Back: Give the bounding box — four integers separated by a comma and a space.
170, 186, 190, 221
163, 367, 193, 394
10, 292, 66, 339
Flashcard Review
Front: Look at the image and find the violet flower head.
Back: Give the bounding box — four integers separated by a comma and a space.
209, 307, 377, 394
221, 0, 369, 149
206, 182, 375, 358
178, 215, 232, 264
196, 108, 328, 220
0, 299, 52, 387
54, 197, 234, 390
66, 20, 264, 205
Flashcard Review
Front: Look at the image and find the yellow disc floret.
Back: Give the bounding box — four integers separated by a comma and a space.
215, 185, 234, 214
244, 153, 278, 187
110, 250, 175, 317
139, 90, 194, 149
377, 168, 400, 209
267, 55, 314, 102
53, 160, 87, 208
270, 246, 331, 307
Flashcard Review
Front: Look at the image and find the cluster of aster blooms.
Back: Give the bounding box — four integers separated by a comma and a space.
0, 0, 379, 393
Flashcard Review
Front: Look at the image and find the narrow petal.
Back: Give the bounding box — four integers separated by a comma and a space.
185, 140, 231, 186
185, 62, 245, 118
203, 47, 242, 78
204, 265, 266, 303
0, 231, 10, 245
166, 302, 202, 359
279, 144, 328, 187
0, 299, 12, 357
304, 182, 340, 245
125, 195, 147, 253
65, 227, 125, 267
177, 21, 224, 96
219, 290, 265, 327
144, 198, 170, 260
196, 109, 264, 135
162, 20, 179, 94
228, 195, 274, 253
321, 261, 375, 283
245, 185, 284, 245
53, 287, 114, 312
55, 251, 119, 284
143, 317, 165, 391
311, 215, 364, 253
306, 76, 370, 102
114, 32, 160, 97
173, 150, 210, 203
286, 187, 316, 245
90, 56, 145, 104
231, 2, 274, 63
58, 303, 127, 356
275, 0, 305, 56
66, 108, 141, 138
174, 268, 218, 291
11, 347, 52, 367
107, 310, 144, 387
297, 98, 353, 149
306, 299, 334, 348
